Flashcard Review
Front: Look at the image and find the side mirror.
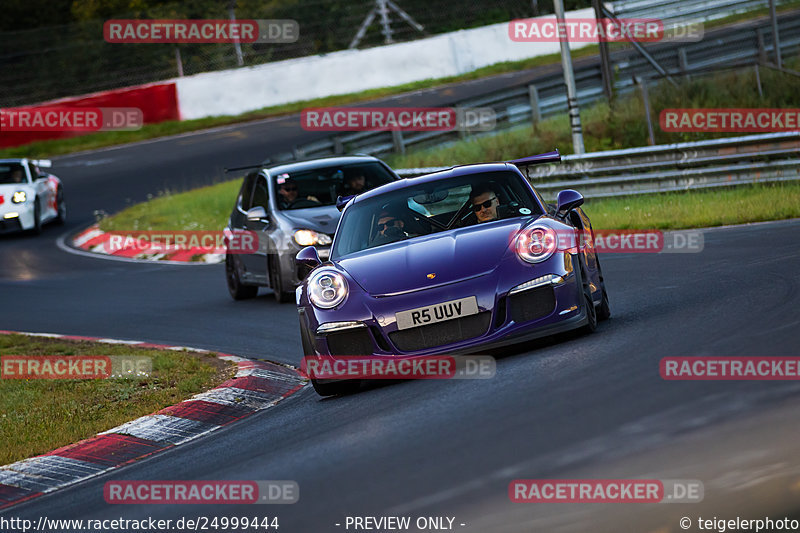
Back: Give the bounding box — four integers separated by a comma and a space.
246, 206, 269, 224
555, 189, 584, 218
296, 246, 322, 280
336, 195, 355, 212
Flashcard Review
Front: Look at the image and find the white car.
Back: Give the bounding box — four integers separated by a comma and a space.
0, 158, 66, 234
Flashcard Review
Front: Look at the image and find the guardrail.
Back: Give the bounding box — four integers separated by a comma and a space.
272, 10, 800, 162
609, 0, 793, 24
393, 132, 800, 199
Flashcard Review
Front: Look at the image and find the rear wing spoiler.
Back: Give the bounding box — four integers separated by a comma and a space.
31, 159, 52, 168
509, 150, 561, 169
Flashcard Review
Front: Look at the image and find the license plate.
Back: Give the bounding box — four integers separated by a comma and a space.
395, 296, 479, 330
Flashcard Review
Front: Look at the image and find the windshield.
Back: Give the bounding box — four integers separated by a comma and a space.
273, 162, 395, 210
0, 163, 27, 185
331, 170, 543, 258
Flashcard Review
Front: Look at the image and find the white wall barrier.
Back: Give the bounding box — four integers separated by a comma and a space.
175, 8, 596, 120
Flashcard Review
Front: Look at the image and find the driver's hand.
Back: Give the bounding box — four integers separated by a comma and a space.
307, 195, 320, 203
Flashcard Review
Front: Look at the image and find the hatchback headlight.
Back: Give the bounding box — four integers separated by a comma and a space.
308, 270, 348, 309
516, 225, 558, 263
294, 229, 332, 247
12, 191, 26, 204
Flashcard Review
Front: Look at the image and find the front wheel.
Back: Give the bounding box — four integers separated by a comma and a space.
54, 188, 66, 225
226, 254, 258, 300
596, 285, 611, 321
29, 199, 42, 235
269, 255, 293, 304
311, 377, 361, 397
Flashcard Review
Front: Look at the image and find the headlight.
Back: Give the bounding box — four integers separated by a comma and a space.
12, 191, 26, 204
516, 225, 558, 263
294, 229, 332, 247
307, 270, 348, 309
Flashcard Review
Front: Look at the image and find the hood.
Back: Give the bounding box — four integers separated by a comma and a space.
279, 205, 341, 235
337, 218, 528, 296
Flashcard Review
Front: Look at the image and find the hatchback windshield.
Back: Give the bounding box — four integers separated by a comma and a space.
273, 162, 395, 210
332, 170, 543, 258
0, 163, 27, 185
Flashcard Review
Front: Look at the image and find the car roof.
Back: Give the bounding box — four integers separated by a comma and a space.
351, 162, 516, 205
262, 155, 382, 175
0, 159, 27, 164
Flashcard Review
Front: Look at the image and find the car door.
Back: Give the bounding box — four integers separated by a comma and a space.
241, 173, 271, 280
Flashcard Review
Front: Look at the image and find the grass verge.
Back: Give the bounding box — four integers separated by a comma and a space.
0, 334, 234, 465
97, 179, 800, 234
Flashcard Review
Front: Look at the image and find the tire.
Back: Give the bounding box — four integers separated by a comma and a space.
596, 284, 611, 321
311, 378, 361, 397
269, 255, 293, 304
578, 260, 597, 334
29, 199, 42, 235
226, 254, 258, 300
300, 316, 361, 396
54, 187, 66, 225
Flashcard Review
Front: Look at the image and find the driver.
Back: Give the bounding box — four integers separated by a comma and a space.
343, 171, 367, 195
469, 185, 500, 223
372, 210, 408, 246
10, 168, 24, 183
277, 178, 319, 209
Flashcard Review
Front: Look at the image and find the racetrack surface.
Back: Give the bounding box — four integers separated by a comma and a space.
2, 21, 800, 530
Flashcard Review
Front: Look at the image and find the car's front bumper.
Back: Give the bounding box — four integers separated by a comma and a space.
300, 252, 587, 358
0, 204, 34, 233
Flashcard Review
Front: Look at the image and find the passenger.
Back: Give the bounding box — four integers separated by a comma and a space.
469, 185, 500, 223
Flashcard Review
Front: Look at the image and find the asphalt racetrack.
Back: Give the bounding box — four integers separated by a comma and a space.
2, 63, 800, 532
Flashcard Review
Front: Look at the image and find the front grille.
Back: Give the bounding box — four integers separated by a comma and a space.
509, 286, 556, 323
326, 328, 375, 356
389, 312, 491, 352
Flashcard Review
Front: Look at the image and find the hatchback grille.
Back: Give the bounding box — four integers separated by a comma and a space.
509, 286, 556, 323
389, 312, 491, 352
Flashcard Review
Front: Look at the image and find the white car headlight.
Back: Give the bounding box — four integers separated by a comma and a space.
294, 229, 332, 247
516, 225, 558, 263
12, 191, 26, 204
308, 270, 348, 309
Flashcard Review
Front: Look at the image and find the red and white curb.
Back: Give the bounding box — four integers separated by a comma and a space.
70, 224, 223, 264
0, 330, 307, 510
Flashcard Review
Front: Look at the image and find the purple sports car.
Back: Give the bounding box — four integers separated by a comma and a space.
295, 151, 611, 396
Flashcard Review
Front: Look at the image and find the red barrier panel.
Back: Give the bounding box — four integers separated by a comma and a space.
0, 82, 179, 148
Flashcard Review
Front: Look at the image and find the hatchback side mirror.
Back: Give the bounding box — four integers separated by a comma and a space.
555, 189, 584, 218
246, 206, 269, 225
296, 246, 322, 280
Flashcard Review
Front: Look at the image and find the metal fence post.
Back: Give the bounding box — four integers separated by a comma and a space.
754, 63, 763, 99
757, 28, 767, 65
677, 47, 689, 80
635, 76, 656, 146
528, 84, 541, 127
392, 130, 406, 155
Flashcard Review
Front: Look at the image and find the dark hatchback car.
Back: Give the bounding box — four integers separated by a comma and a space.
225, 155, 399, 302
